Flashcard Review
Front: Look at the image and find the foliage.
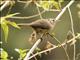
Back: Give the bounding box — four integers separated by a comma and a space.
1, 0, 80, 60
15, 48, 29, 59
35, 0, 64, 10
14, 48, 42, 59
0, 48, 8, 60
0, 13, 20, 42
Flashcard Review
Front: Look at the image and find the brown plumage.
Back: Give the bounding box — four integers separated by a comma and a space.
18, 19, 56, 32
18, 19, 57, 49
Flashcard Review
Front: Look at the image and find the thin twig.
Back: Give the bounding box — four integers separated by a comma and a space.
52, 36, 70, 60
47, 9, 61, 12
45, 33, 70, 60
24, 39, 42, 60
36, 2, 43, 19
0, 1, 10, 11
17, 0, 31, 4
9, 1, 74, 20
68, 7, 76, 60
24, 0, 32, 8
55, 0, 74, 21
10, 10, 45, 19
28, 34, 80, 59
7, 1, 15, 15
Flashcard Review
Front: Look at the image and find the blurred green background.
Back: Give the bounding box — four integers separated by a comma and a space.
1, 1, 80, 60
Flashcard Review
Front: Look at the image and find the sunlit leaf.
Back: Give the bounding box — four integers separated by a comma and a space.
20, 53, 26, 58
19, 49, 27, 53
0, 13, 20, 42
40, 1, 50, 10
15, 48, 20, 53
51, 1, 60, 10
35, 1, 60, 10
7, 21, 20, 29
35, 48, 41, 52
1, 59, 8, 60
15, 48, 29, 59
4, 13, 19, 19
0, 48, 8, 59
1, 23, 8, 42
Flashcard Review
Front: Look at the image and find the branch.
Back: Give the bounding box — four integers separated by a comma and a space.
9, 1, 74, 20
36, 2, 43, 19
10, 10, 45, 19
68, 6, 76, 60
24, 39, 41, 60
55, 0, 74, 21
0, 1, 10, 11
17, 0, 31, 4
28, 34, 80, 60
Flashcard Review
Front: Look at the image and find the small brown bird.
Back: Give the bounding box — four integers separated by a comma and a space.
18, 19, 58, 49
18, 19, 56, 33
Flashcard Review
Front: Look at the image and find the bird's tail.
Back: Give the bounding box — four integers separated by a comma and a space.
17, 23, 31, 27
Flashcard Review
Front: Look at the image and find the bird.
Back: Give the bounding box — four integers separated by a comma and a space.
18, 19, 58, 49
18, 19, 57, 33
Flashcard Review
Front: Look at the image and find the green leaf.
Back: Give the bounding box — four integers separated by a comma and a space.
40, 1, 50, 10
35, 48, 41, 52
20, 53, 26, 58
51, 1, 60, 10
0, 13, 20, 42
7, 21, 20, 29
1, 59, 8, 60
4, 13, 20, 18
1, 23, 9, 42
36, 1, 60, 10
1, 49, 8, 59
15, 49, 28, 59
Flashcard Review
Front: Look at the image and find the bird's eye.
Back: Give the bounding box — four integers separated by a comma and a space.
49, 20, 53, 24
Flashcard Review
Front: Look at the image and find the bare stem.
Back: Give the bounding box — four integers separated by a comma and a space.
35, 2, 43, 19
68, 7, 76, 60
10, 10, 45, 19
53, 36, 70, 60
0, 1, 10, 11
28, 34, 80, 59
55, 0, 74, 21
24, 39, 41, 60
